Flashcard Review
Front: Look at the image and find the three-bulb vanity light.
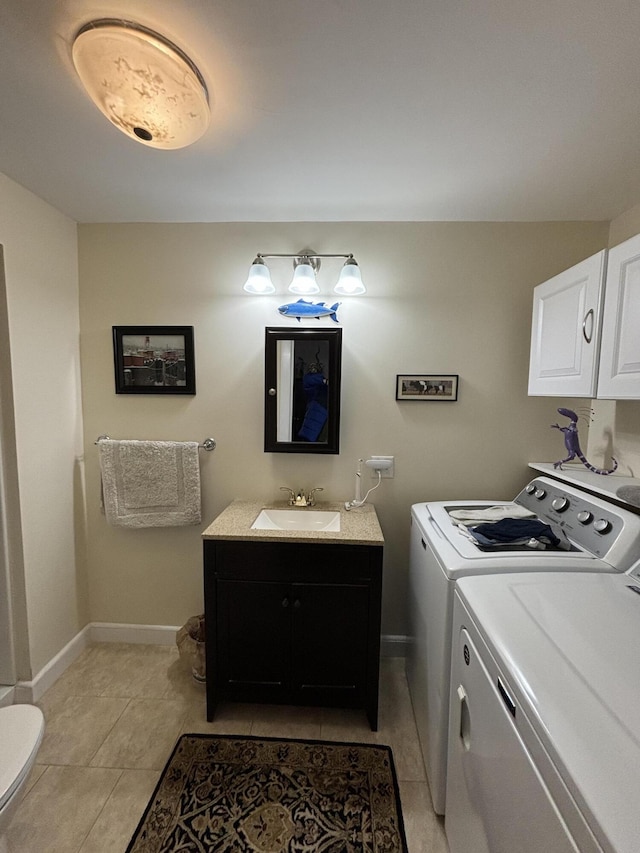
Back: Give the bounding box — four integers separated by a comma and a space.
243, 252, 366, 296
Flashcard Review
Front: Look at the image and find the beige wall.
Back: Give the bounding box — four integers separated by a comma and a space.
78, 221, 608, 637
0, 166, 635, 677
586, 207, 640, 476
0, 173, 84, 677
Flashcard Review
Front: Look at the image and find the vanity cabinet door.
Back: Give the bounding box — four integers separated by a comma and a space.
597, 233, 640, 399
291, 582, 369, 704
216, 579, 291, 702
528, 250, 606, 397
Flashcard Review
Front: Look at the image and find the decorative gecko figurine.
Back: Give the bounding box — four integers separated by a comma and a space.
551, 407, 618, 475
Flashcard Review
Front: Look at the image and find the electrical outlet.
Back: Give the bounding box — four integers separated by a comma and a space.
368, 455, 394, 478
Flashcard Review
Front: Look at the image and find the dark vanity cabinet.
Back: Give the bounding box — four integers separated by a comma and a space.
204, 540, 383, 730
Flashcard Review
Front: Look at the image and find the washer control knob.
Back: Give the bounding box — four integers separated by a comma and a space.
594, 518, 612, 535
577, 511, 594, 525
534, 488, 546, 500
551, 497, 570, 512
525, 483, 537, 494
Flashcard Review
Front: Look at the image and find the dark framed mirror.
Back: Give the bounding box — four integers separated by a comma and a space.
264, 327, 342, 454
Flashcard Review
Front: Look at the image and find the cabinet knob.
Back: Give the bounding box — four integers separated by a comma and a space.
293, 599, 301, 609
282, 597, 290, 608
268, 388, 277, 396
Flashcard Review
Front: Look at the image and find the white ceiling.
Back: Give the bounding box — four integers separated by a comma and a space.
2, 0, 640, 224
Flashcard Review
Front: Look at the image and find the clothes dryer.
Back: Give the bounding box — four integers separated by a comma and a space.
406, 476, 640, 813
446, 567, 640, 853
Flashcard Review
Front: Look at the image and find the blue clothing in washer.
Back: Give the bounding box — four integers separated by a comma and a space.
472, 518, 561, 547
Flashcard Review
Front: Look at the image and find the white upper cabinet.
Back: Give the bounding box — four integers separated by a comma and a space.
597, 233, 640, 399
528, 251, 606, 397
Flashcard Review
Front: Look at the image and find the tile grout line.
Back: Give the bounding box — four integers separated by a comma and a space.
74, 768, 124, 853
85, 696, 133, 767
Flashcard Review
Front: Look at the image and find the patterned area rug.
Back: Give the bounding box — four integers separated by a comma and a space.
126, 733, 408, 852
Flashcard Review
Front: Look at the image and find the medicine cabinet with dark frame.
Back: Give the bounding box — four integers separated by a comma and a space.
264, 327, 342, 454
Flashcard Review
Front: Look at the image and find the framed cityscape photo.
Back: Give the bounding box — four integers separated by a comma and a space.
113, 326, 196, 394
396, 374, 458, 401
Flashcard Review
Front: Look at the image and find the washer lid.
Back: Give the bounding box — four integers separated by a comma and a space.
456, 571, 640, 853
411, 500, 603, 574
0, 704, 44, 810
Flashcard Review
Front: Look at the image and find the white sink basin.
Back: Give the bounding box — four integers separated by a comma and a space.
251, 508, 341, 532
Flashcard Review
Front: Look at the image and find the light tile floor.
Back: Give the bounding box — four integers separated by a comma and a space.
7, 644, 449, 852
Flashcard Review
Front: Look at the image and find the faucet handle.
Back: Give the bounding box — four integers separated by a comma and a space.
307, 487, 324, 506
280, 487, 296, 505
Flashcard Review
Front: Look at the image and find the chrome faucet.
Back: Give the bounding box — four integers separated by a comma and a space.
280, 487, 296, 505
279, 487, 324, 506
307, 487, 324, 506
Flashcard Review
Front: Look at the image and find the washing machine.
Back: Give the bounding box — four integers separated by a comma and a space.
406, 475, 640, 814
445, 566, 640, 853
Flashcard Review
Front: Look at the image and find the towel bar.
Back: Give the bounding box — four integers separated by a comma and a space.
95, 435, 216, 451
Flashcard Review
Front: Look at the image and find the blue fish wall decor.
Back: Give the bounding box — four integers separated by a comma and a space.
277, 299, 341, 323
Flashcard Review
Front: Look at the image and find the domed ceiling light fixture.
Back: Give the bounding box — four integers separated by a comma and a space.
72, 19, 210, 149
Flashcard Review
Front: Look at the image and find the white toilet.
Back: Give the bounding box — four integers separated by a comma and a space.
0, 704, 45, 851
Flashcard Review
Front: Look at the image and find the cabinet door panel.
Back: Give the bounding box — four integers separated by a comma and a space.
597, 234, 640, 399
528, 251, 606, 397
217, 580, 290, 691
292, 583, 369, 701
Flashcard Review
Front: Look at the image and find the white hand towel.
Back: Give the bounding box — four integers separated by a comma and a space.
99, 439, 201, 528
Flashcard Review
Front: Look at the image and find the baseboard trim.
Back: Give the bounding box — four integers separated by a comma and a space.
89, 622, 180, 646
0, 685, 15, 708
15, 624, 92, 704
380, 634, 408, 658
13, 623, 408, 705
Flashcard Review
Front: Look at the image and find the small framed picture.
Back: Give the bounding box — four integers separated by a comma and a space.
396, 374, 458, 401
112, 326, 196, 395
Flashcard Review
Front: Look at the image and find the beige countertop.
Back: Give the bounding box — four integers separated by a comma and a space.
202, 500, 384, 546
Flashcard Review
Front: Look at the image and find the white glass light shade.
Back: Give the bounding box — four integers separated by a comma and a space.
289, 263, 320, 295
72, 20, 210, 149
334, 260, 366, 295
243, 262, 275, 294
